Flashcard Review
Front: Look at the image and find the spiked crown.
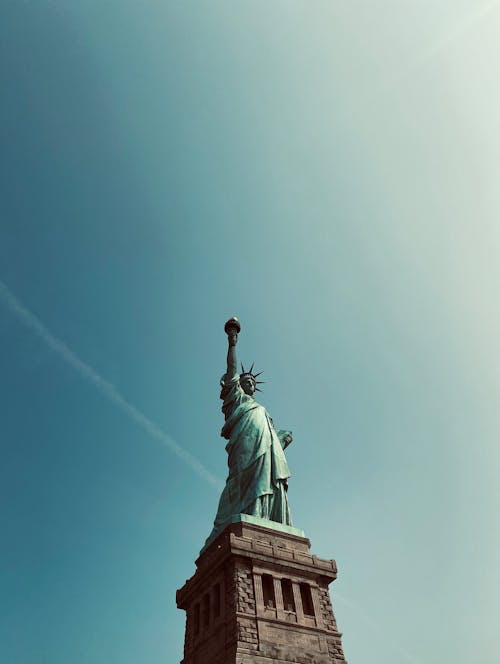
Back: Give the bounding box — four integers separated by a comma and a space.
240, 362, 265, 391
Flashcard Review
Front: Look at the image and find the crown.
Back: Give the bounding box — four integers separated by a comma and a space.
240, 362, 265, 392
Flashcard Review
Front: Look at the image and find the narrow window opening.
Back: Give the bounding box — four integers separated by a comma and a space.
262, 574, 275, 608
281, 578, 296, 612
300, 583, 315, 616
213, 583, 221, 618
193, 603, 200, 635
202, 593, 210, 628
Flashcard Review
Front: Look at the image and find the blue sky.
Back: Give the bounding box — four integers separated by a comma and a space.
1, 2, 499, 663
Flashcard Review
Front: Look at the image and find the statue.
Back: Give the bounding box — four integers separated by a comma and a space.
205, 317, 294, 546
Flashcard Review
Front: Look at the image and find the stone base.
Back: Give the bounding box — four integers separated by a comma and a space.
201, 514, 306, 554
176, 519, 347, 664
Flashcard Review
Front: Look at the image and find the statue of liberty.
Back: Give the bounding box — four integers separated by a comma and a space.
205, 317, 294, 546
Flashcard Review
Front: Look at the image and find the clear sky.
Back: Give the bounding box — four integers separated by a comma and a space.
1, 2, 499, 663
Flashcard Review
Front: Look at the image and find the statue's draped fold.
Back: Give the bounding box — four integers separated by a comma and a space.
206, 374, 292, 544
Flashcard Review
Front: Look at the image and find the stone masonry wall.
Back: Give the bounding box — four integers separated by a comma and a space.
318, 584, 345, 663
225, 559, 258, 652
317, 585, 338, 632
177, 522, 347, 664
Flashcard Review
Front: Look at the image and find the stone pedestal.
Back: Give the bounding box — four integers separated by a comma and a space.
176, 517, 347, 664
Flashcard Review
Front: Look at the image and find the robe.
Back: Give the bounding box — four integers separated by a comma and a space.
206, 373, 292, 544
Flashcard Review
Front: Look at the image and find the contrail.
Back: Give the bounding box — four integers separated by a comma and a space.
388, 0, 500, 89
419, 0, 500, 63
0, 280, 223, 490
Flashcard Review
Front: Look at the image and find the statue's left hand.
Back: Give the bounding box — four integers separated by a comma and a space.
277, 430, 293, 449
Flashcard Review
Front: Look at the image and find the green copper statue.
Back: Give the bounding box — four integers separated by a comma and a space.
206, 317, 294, 545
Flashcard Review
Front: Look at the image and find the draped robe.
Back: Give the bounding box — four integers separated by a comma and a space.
206, 373, 292, 544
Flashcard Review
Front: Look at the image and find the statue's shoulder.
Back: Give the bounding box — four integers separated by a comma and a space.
220, 373, 242, 400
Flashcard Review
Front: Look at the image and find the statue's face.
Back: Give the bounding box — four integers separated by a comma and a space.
240, 375, 256, 396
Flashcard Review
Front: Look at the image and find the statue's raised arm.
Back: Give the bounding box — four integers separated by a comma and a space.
224, 317, 240, 380
205, 317, 293, 549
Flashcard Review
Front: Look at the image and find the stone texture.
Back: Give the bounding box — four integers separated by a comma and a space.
176, 521, 347, 664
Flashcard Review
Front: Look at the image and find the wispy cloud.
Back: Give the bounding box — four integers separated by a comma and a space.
0, 280, 222, 490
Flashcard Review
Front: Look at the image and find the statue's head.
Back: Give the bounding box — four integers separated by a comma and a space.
240, 373, 256, 396
239, 363, 264, 396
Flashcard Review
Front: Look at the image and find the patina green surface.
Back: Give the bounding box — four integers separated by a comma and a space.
205, 318, 296, 547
